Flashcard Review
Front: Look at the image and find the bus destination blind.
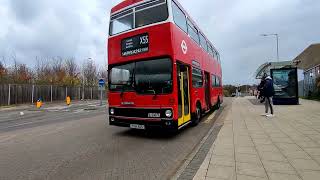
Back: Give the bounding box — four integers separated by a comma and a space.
121, 33, 149, 57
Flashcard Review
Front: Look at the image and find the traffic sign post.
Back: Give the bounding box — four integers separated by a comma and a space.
98, 79, 105, 106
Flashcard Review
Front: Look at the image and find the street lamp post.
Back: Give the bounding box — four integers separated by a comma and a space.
261, 33, 279, 62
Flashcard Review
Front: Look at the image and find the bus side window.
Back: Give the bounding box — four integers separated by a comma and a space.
187, 20, 200, 45
216, 76, 220, 87
192, 68, 203, 88
172, 1, 188, 33
199, 33, 208, 52
208, 44, 214, 58
211, 75, 215, 87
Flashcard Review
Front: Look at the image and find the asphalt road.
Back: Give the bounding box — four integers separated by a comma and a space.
0, 99, 230, 180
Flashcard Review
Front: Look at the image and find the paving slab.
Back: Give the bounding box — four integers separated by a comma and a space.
193, 97, 320, 180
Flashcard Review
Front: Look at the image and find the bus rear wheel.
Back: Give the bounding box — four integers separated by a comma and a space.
191, 104, 201, 126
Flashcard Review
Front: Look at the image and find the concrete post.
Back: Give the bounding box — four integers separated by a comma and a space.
78, 87, 81, 100
50, 85, 53, 102
8, 84, 11, 106
100, 89, 103, 106
82, 86, 85, 100
31, 85, 35, 104
91, 87, 93, 100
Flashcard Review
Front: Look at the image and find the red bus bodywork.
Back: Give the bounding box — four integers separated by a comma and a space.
108, 0, 223, 130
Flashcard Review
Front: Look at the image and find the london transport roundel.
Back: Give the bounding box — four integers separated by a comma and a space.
181, 40, 188, 54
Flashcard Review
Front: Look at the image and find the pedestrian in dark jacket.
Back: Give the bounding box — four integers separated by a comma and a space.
258, 79, 266, 103
262, 76, 275, 117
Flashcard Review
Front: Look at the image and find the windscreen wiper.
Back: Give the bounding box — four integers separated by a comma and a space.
151, 89, 158, 100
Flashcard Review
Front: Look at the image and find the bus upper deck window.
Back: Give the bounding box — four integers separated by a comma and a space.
110, 14, 134, 35
135, 3, 168, 28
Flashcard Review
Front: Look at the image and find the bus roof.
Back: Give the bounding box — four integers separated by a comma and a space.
111, 0, 144, 14
110, 0, 219, 53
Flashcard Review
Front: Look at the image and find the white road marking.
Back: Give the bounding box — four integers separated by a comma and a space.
73, 109, 84, 114
3, 121, 38, 129
0, 134, 17, 143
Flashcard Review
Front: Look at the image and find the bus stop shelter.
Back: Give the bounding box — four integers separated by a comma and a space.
255, 61, 295, 79
255, 61, 299, 105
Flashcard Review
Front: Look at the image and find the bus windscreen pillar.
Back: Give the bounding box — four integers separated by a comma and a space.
270, 68, 299, 105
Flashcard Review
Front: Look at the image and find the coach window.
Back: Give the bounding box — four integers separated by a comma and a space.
172, 1, 188, 33
192, 68, 203, 88
199, 33, 208, 52
187, 20, 200, 45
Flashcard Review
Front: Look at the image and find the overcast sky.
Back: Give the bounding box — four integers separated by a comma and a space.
1, 0, 319, 85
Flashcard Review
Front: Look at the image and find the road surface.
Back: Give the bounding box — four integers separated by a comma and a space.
0, 100, 230, 180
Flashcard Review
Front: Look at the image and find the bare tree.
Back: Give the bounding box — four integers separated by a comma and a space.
7, 55, 32, 84
51, 57, 66, 85
65, 58, 78, 77
97, 65, 108, 83
82, 59, 98, 86
0, 57, 8, 83
35, 57, 53, 84
64, 57, 80, 86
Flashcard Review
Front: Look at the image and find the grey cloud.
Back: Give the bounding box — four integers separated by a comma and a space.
9, 0, 47, 23
180, 0, 320, 84
1, 0, 116, 66
1, 0, 319, 84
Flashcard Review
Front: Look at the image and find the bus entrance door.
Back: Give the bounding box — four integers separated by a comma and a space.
177, 65, 191, 127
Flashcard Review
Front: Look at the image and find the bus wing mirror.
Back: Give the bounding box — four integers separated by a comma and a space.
110, 68, 130, 85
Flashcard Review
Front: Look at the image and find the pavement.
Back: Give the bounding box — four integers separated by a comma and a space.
193, 97, 320, 180
0, 98, 231, 180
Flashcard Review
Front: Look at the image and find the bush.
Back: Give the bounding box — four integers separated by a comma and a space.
223, 90, 231, 97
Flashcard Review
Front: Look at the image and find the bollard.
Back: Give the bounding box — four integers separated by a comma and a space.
66, 96, 71, 106
36, 98, 42, 108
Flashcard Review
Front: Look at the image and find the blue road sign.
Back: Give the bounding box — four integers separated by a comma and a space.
99, 79, 105, 86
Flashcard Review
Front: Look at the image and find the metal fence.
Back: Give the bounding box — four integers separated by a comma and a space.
0, 84, 106, 106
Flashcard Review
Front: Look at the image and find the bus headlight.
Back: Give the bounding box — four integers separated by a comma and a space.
110, 108, 115, 115
165, 110, 172, 118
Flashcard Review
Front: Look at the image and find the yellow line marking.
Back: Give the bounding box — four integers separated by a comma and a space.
204, 111, 216, 124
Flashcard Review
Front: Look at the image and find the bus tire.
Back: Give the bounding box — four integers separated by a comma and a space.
191, 103, 201, 126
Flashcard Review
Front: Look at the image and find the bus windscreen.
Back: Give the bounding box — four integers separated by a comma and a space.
109, 58, 172, 94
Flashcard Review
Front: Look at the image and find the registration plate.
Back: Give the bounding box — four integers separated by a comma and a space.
130, 124, 145, 130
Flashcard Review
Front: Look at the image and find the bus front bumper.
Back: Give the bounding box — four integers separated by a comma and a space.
109, 116, 177, 130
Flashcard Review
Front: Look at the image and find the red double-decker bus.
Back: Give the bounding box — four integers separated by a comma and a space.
108, 0, 223, 131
